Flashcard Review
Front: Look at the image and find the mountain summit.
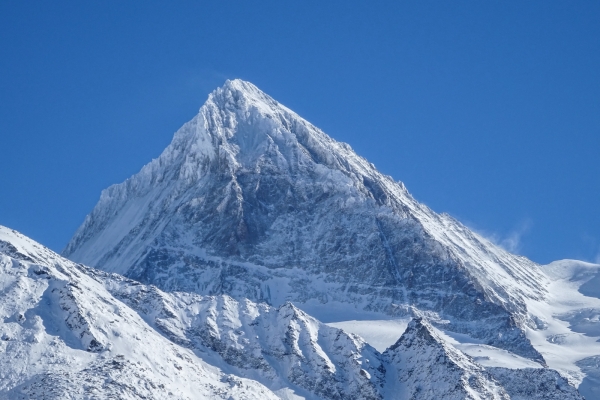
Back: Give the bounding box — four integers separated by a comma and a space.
64, 79, 547, 360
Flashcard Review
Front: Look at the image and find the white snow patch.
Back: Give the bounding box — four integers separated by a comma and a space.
326, 319, 410, 352
524, 259, 600, 388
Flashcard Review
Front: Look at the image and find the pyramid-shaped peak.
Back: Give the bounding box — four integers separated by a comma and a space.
384, 317, 510, 399
221, 78, 262, 94
64, 79, 546, 366
207, 79, 287, 117
180, 78, 368, 177
385, 316, 481, 374
388, 317, 439, 351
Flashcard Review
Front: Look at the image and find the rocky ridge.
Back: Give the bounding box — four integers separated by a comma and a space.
0, 227, 279, 400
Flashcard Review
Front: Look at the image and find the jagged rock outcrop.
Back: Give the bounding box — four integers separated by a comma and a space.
95, 270, 386, 399
383, 317, 510, 400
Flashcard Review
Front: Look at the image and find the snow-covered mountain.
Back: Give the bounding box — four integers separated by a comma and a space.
0, 226, 585, 399
59, 79, 600, 397
0, 227, 279, 399
383, 317, 510, 400
64, 79, 548, 362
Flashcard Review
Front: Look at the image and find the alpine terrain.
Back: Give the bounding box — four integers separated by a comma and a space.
0, 226, 583, 399
1, 79, 599, 399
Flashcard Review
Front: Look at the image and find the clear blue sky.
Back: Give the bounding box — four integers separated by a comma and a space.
0, 1, 598, 264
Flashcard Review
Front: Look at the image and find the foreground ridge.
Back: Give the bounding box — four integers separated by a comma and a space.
0, 226, 584, 399
0, 226, 278, 399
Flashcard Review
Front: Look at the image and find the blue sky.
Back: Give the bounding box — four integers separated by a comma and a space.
0, 1, 598, 264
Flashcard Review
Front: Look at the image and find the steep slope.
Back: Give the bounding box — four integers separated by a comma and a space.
0, 226, 279, 399
382, 317, 509, 400
63, 79, 547, 360
382, 317, 583, 400
0, 225, 387, 399
328, 260, 600, 398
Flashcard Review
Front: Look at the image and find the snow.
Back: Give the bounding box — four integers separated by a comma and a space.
382, 317, 510, 400
2, 225, 587, 399
327, 318, 542, 369
326, 258, 600, 397
524, 260, 600, 395
438, 330, 543, 369
322, 259, 600, 400
9, 79, 595, 398
0, 226, 281, 400
1, 226, 389, 399
326, 319, 410, 352
63, 79, 551, 363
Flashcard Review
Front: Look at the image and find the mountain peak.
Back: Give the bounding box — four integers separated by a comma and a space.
220, 78, 261, 95
205, 79, 293, 125
64, 80, 547, 363
218, 78, 270, 101
384, 317, 510, 399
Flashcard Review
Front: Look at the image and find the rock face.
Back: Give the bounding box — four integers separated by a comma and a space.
64, 79, 548, 361
0, 226, 584, 399
486, 367, 582, 400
